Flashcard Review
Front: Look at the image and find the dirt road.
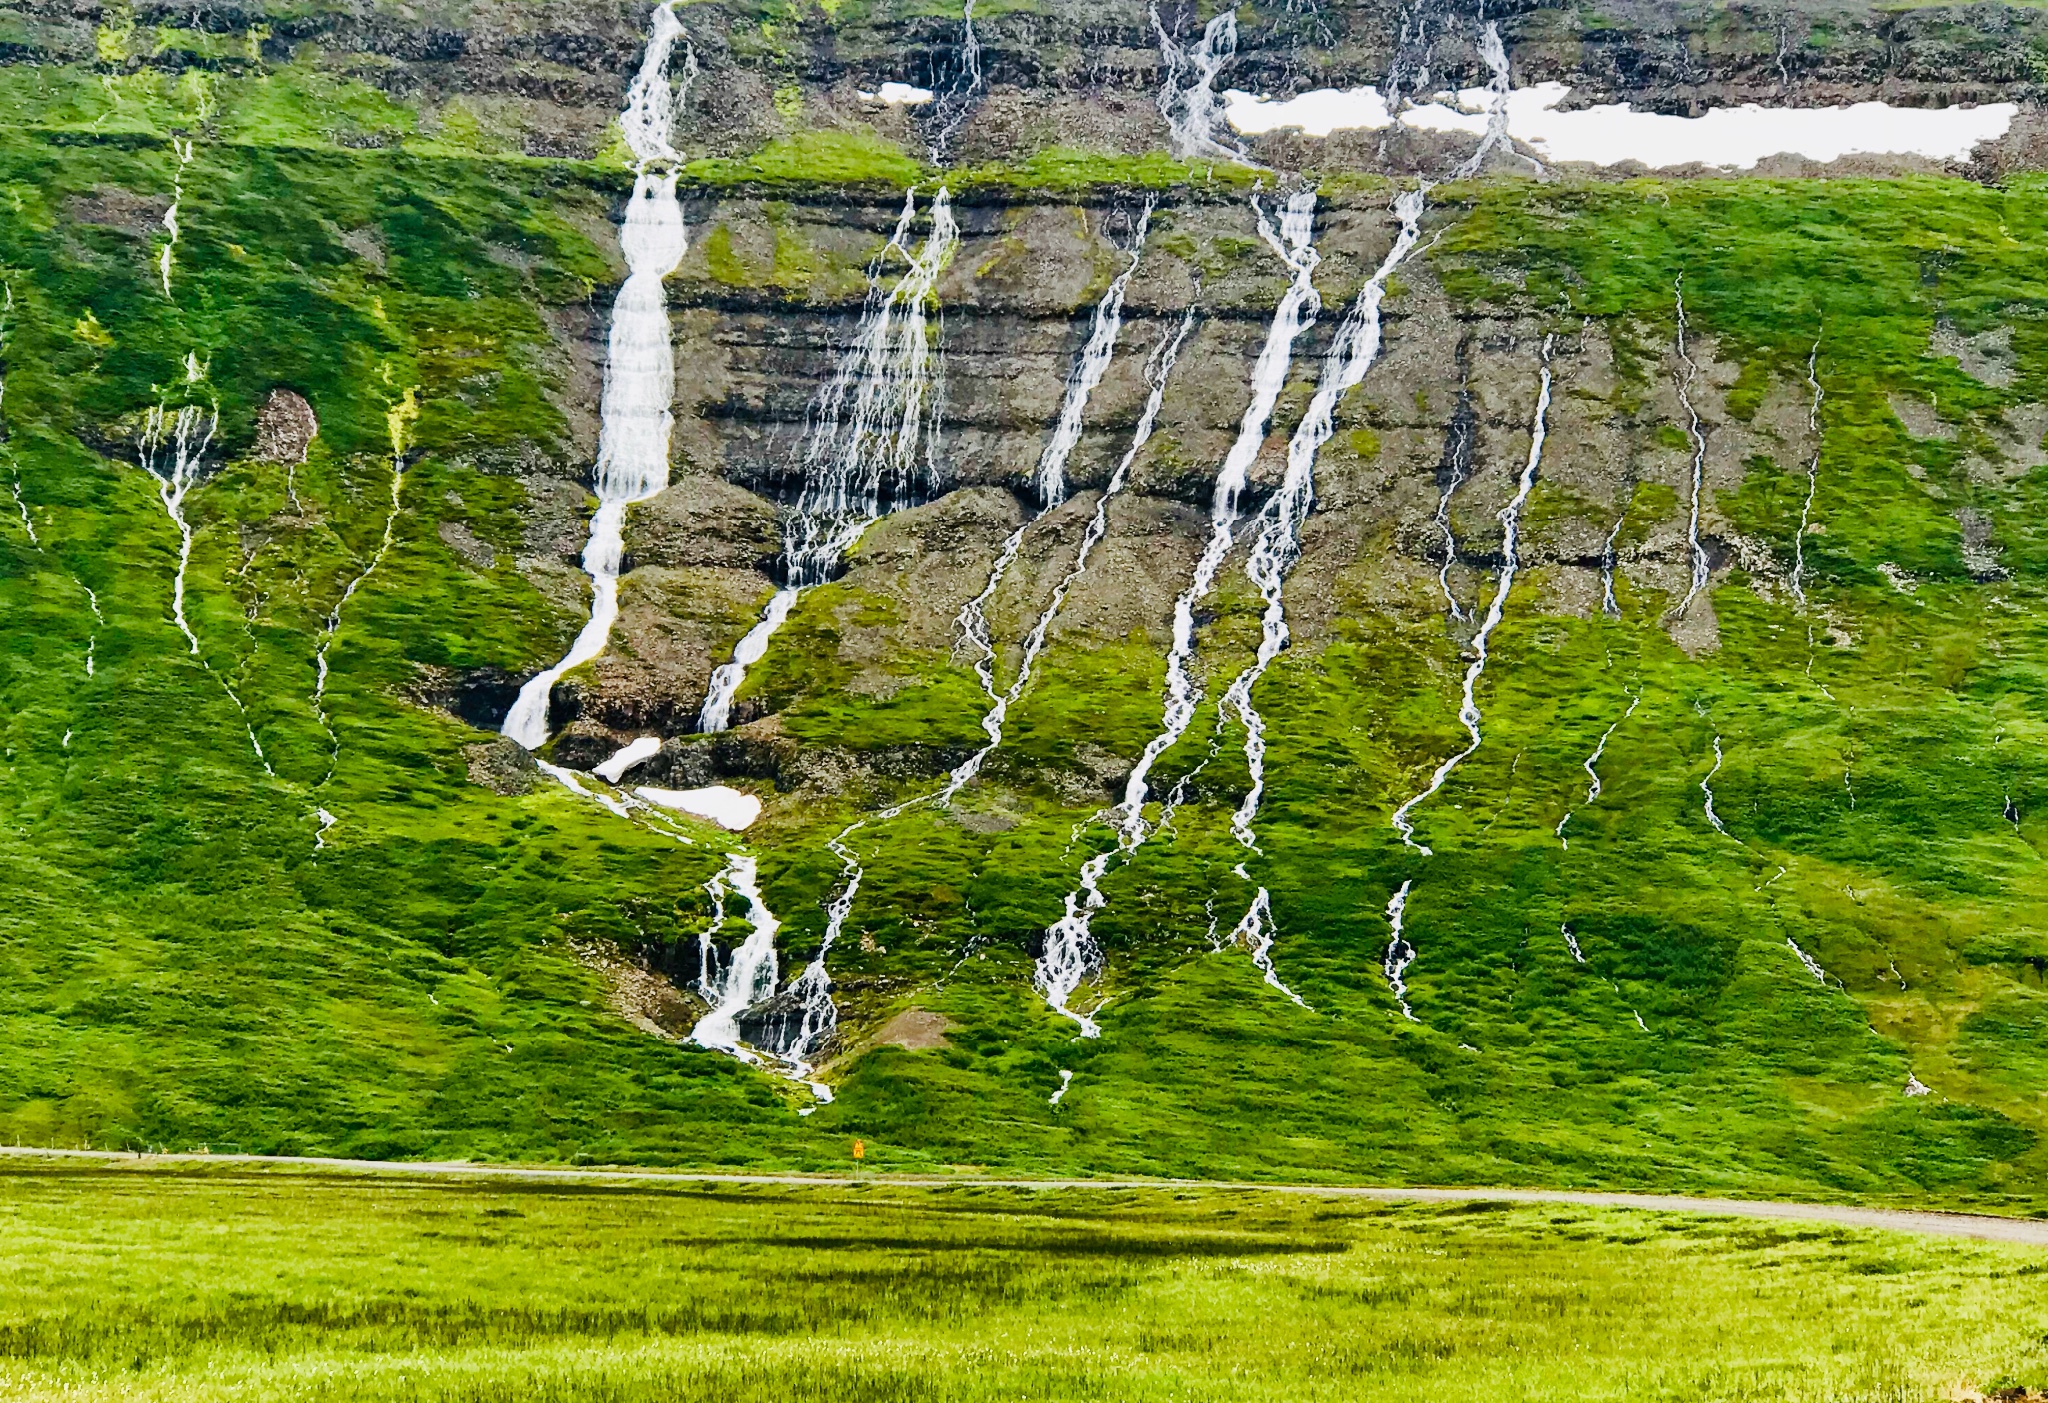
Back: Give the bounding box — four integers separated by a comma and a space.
5, 1145, 2043, 1246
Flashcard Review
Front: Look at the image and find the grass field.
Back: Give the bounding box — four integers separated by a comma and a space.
0, 1161, 2043, 1402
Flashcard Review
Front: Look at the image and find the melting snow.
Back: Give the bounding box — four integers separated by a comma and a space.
635, 785, 762, 830
594, 735, 663, 782
863, 82, 935, 105
1223, 81, 2015, 170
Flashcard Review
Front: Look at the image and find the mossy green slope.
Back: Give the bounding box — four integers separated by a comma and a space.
4, 59, 2048, 1211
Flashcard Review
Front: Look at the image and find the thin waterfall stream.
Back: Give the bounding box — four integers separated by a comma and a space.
1035, 188, 1322, 1035
698, 188, 958, 734
1390, 334, 1554, 855
502, 1, 693, 752
1218, 188, 1425, 999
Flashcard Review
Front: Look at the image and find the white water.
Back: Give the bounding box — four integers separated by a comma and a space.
1702, 731, 1732, 838
1391, 336, 1554, 855
1433, 399, 1473, 622
1555, 687, 1640, 846
1031, 192, 1318, 1030
1227, 872, 1309, 1008
1224, 190, 1424, 854
1153, 7, 1253, 165
1599, 509, 1624, 616
698, 189, 959, 733
1223, 79, 2015, 170
943, 205, 1154, 803
1383, 879, 1418, 1021
158, 137, 191, 299
1049, 1068, 1074, 1105
1792, 337, 1823, 607
83, 586, 101, 678
503, 5, 692, 751
313, 390, 413, 784
1560, 922, 1585, 963
1787, 936, 1828, 984
1038, 206, 1152, 510
1673, 276, 1710, 617
1213, 191, 1426, 996
1905, 1073, 1931, 1097
1115, 191, 1320, 848
0, 281, 34, 549
691, 853, 783, 1052
923, 0, 982, 165
1447, 22, 1528, 180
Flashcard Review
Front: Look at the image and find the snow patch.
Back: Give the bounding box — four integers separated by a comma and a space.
635, 784, 762, 830
1223, 81, 2015, 170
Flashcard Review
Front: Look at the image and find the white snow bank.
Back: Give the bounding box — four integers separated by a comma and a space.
635, 784, 762, 830
861, 82, 936, 106
593, 735, 663, 783
1223, 80, 2017, 170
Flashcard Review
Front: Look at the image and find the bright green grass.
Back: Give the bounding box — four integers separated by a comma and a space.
0, 1163, 2045, 1401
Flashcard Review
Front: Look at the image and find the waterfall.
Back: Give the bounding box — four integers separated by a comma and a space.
698, 188, 959, 734
956, 308, 1188, 1033
1701, 730, 1732, 838
1555, 686, 1640, 847
1383, 879, 1418, 1020
1033, 191, 1320, 1034
691, 852, 787, 1054
943, 203, 1154, 804
1560, 922, 1585, 963
765, 820, 867, 1080
1787, 937, 1828, 984
314, 387, 417, 787
1391, 335, 1554, 855
0, 281, 34, 549
1216, 189, 1425, 995
1673, 275, 1710, 617
1116, 191, 1320, 849
502, 3, 692, 751
922, 0, 983, 166
1223, 192, 1425, 847
1432, 380, 1477, 622
1598, 508, 1624, 616
1792, 335, 1822, 607
1152, 7, 1253, 165
1448, 21, 1527, 179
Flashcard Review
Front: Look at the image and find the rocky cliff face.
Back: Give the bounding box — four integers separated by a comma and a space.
7, 0, 2048, 1191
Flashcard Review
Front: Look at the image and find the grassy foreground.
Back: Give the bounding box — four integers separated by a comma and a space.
0, 1163, 2044, 1402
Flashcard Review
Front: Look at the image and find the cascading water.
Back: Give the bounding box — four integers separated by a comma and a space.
0, 281, 34, 550
1787, 937, 1828, 984
691, 852, 788, 1057
943, 203, 1154, 804
1383, 879, 1418, 1020
1391, 335, 1554, 855
1432, 382, 1476, 622
1217, 189, 1425, 996
1033, 191, 1321, 1033
1555, 686, 1639, 846
1792, 336, 1823, 607
698, 188, 959, 734
1701, 730, 1733, 838
1114, 191, 1321, 851
1598, 509, 1625, 615
1448, 21, 1533, 179
313, 387, 417, 788
922, 0, 983, 166
1153, 8, 1254, 165
1673, 275, 1711, 617
502, 3, 693, 751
